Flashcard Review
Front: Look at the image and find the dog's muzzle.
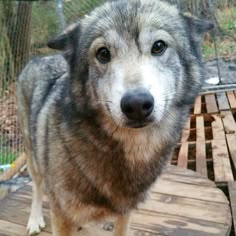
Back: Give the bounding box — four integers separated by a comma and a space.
120, 88, 154, 124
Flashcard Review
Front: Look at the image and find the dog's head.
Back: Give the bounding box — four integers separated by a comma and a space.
49, 0, 213, 129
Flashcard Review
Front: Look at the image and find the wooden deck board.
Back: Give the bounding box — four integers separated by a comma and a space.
196, 116, 205, 141
177, 142, 188, 169
216, 93, 230, 111
205, 94, 218, 114
228, 182, 236, 236
0, 166, 232, 236
196, 141, 208, 178
221, 111, 236, 134
211, 139, 234, 182
212, 115, 225, 140
227, 91, 236, 109
194, 96, 202, 114
226, 134, 236, 172
181, 118, 191, 142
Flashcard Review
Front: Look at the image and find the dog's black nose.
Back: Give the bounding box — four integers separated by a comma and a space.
120, 89, 154, 121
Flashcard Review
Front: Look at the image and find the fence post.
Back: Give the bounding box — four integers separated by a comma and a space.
56, 0, 66, 31
13, 1, 33, 76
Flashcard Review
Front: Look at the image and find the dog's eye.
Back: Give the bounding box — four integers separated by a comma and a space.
96, 47, 111, 64
151, 40, 167, 56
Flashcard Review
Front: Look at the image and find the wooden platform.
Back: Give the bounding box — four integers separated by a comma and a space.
172, 92, 236, 183
0, 165, 232, 236
171, 91, 236, 235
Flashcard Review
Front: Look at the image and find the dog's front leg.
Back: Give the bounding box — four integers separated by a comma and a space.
114, 212, 131, 236
50, 207, 76, 236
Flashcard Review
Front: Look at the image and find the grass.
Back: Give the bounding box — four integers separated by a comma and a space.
219, 7, 236, 32
0, 137, 18, 166
202, 7, 236, 60
0, 150, 17, 166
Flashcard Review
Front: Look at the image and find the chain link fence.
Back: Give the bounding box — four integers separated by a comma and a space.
0, 0, 236, 175
0, 0, 105, 174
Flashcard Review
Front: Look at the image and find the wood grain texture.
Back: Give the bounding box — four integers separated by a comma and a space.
212, 115, 225, 140
177, 142, 188, 169
205, 94, 218, 114
0, 166, 231, 236
227, 91, 236, 109
196, 141, 207, 178
194, 96, 202, 114
226, 134, 236, 172
181, 118, 191, 142
221, 111, 236, 135
228, 182, 236, 236
196, 116, 205, 141
211, 139, 234, 182
216, 93, 230, 111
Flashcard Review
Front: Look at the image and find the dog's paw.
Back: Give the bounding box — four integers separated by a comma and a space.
27, 216, 46, 235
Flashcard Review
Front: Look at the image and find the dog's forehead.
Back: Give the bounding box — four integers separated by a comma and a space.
82, 0, 182, 36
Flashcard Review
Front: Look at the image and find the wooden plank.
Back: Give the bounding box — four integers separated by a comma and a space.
205, 94, 218, 113
221, 111, 236, 134
0, 220, 51, 236
194, 96, 202, 114
0, 219, 165, 236
140, 197, 230, 224
212, 115, 225, 140
196, 141, 207, 178
150, 187, 230, 223
0, 165, 232, 236
164, 165, 215, 187
196, 116, 205, 141
181, 118, 190, 142
132, 212, 230, 236
228, 182, 236, 236
227, 91, 236, 109
216, 92, 230, 111
177, 142, 188, 169
153, 178, 228, 204
228, 181, 236, 209
211, 139, 234, 182
226, 134, 236, 172
0, 186, 230, 234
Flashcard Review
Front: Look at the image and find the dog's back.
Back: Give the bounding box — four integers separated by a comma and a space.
17, 54, 67, 151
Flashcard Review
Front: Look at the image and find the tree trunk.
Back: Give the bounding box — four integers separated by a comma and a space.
2, 1, 16, 51
13, 1, 32, 76
1, 1, 16, 81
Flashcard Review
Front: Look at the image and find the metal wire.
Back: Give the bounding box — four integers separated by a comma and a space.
201, 83, 236, 95
0, 0, 236, 171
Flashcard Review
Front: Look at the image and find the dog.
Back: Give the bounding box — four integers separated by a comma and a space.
17, 0, 213, 235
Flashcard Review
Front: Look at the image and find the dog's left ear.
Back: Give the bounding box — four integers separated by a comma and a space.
47, 22, 79, 61
181, 14, 214, 40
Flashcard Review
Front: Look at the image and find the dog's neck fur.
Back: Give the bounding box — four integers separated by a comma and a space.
56, 95, 176, 213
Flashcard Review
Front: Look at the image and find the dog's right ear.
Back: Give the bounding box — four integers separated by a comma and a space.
181, 14, 214, 41
47, 23, 79, 61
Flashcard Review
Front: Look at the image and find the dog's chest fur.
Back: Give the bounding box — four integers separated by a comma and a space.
45, 111, 170, 217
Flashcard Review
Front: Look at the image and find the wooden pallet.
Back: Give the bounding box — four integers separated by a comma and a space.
172, 91, 236, 235
192, 91, 236, 115
172, 92, 236, 184
172, 92, 236, 235
0, 166, 232, 236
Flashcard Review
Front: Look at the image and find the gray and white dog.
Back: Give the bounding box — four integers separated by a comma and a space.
17, 0, 213, 235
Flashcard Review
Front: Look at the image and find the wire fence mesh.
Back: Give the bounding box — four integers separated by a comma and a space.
0, 0, 236, 174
